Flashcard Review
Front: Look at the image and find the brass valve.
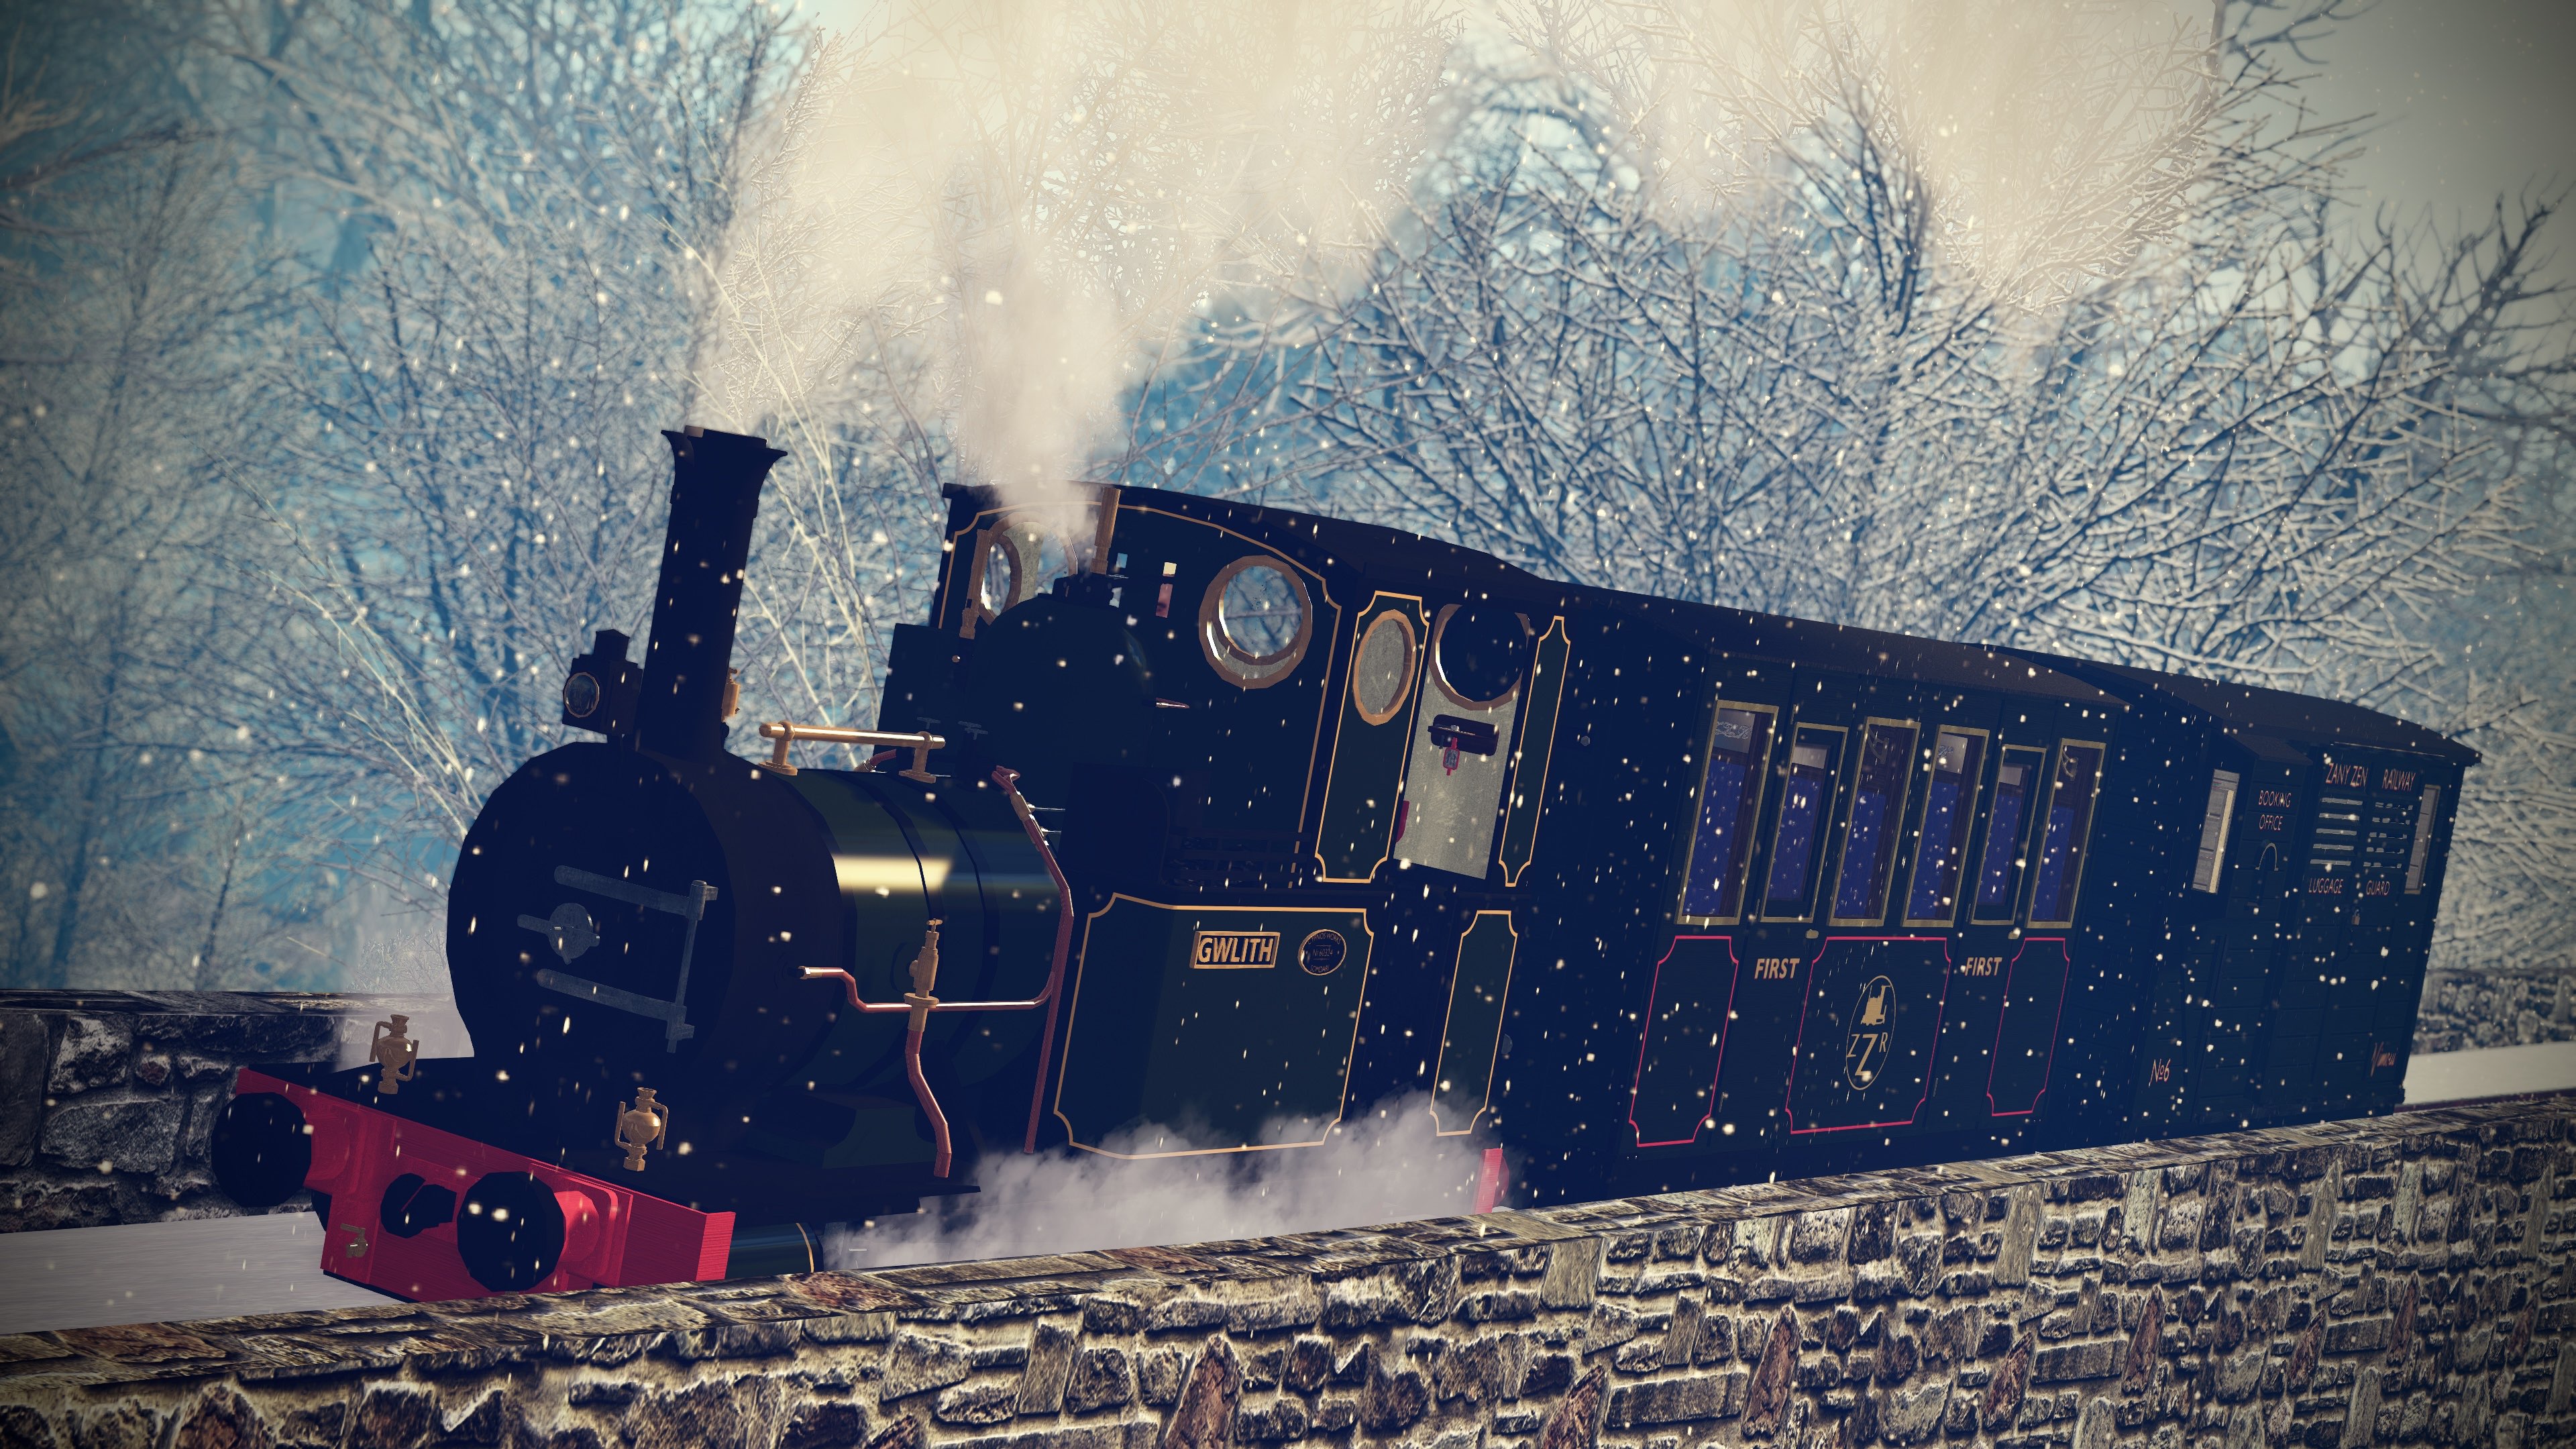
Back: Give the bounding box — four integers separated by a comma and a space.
618, 1087, 669, 1171
370, 1015, 421, 1095
904, 920, 943, 1031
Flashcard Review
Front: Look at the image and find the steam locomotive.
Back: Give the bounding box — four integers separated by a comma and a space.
213, 425, 2473, 1300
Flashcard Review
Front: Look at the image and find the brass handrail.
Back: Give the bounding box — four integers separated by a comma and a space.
755, 722, 945, 782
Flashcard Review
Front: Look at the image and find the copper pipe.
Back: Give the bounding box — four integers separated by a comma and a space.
757, 722, 945, 782
1000, 765, 1077, 1154
905, 1026, 953, 1177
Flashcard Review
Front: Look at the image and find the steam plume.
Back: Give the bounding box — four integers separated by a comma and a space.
705, 0, 1460, 510
828, 1095, 1495, 1269
708, 0, 2221, 506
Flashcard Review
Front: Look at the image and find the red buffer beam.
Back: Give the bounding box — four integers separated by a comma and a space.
231, 1071, 735, 1301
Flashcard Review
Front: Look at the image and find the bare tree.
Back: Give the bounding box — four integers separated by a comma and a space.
0, 1, 318, 988
208, 0, 793, 920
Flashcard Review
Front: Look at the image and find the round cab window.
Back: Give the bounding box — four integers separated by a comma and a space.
1432, 604, 1529, 709
1350, 612, 1417, 725
977, 532, 1022, 616
974, 520, 1073, 621
1199, 556, 1313, 688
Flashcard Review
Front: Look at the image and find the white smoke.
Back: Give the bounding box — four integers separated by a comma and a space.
1493, 0, 2220, 308
708, 0, 2220, 506
827, 1093, 1497, 1268
704, 0, 1460, 511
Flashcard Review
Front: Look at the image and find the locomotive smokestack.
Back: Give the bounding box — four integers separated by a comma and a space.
635, 426, 786, 759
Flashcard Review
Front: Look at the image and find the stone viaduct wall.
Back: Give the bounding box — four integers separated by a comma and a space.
1, 1095, 2570, 1449
0, 990, 458, 1232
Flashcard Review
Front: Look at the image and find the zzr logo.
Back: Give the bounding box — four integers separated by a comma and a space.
1844, 975, 1894, 1090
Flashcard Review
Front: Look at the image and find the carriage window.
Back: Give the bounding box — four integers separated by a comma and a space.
2027, 741, 2106, 926
2191, 769, 2241, 894
1972, 745, 2047, 923
1198, 555, 1314, 688
1830, 720, 1919, 923
1680, 704, 1777, 921
1902, 729, 1988, 924
2404, 785, 2442, 894
1761, 724, 1845, 919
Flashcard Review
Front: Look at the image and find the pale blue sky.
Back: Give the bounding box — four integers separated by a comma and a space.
2303, 0, 2576, 294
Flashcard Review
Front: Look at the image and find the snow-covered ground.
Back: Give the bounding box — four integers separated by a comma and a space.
0, 1213, 391, 1336
2404, 1041, 2576, 1104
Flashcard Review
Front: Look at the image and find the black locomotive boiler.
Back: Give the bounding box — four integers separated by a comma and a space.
215, 425, 2473, 1299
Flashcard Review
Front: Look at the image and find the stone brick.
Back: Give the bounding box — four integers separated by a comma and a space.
1318, 1281, 1399, 1331
1584, 1302, 1644, 1356
2072, 1394, 2117, 1449
1693, 1310, 1734, 1365
1063, 1349, 1133, 1413
1995, 1191, 2041, 1287
2343, 1366, 2383, 1448
36, 1096, 182, 1175
1604, 1373, 1734, 1429
2067, 1171, 2123, 1202
48, 1014, 131, 1093
932, 1386, 1015, 1426
1540, 1239, 1601, 1309
784, 1401, 871, 1449
1652, 1225, 1703, 1260
943, 1424, 1146, 1449
1432, 1337, 1508, 1404
1137, 1347, 1187, 1407
881, 1334, 973, 1403
1282, 1337, 1331, 1395
1014, 1322, 1076, 1416
1792, 1209, 1852, 1263
1744, 1309, 1799, 1434
2324, 1317, 2390, 1355
1522, 1353, 1576, 1399
1080, 1299, 1142, 1335
1538, 1365, 1607, 1449
1611, 1338, 1662, 1375
1144, 1299, 1226, 1334
1234, 1398, 1307, 1442
2216, 1348, 2264, 1402
1849, 1201, 1896, 1265
2033, 1340, 2123, 1384
0, 1013, 48, 1168
171, 1053, 234, 1085
1358, 1356, 1428, 1432
1456, 1288, 1538, 1322
629, 1381, 767, 1449
1896, 1234, 1942, 1294
1883, 1380, 1949, 1446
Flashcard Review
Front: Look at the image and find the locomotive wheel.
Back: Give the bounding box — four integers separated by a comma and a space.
457, 1172, 567, 1291
210, 1092, 311, 1208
